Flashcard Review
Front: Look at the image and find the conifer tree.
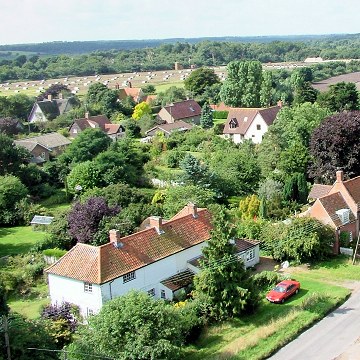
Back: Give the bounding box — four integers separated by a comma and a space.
194, 206, 259, 320
200, 103, 214, 129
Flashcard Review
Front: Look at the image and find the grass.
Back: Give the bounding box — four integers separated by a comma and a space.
183, 257, 356, 360
0, 226, 47, 257
8, 283, 50, 319
155, 81, 185, 93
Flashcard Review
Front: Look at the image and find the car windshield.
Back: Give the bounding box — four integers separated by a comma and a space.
273, 285, 286, 293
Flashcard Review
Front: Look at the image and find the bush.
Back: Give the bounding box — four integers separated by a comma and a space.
252, 271, 290, 291
42, 248, 67, 258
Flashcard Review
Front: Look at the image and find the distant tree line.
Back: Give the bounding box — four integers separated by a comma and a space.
2, 34, 360, 82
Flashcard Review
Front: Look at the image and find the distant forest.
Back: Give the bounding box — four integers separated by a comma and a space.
1, 33, 360, 82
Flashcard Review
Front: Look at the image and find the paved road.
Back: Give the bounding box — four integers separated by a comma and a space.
268, 285, 360, 360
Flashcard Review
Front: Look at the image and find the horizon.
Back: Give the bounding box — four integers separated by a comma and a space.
0, 0, 358, 45
2, 32, 358, 47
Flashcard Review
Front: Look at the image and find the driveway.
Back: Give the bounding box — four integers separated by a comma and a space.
268, 282, 360, 360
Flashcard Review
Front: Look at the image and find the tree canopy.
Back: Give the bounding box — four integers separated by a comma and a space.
184, 67, 220, 96
309, 111, 360, 182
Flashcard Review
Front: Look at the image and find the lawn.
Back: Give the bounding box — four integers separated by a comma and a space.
0, 226, 47, 257
183, 257, 357, 360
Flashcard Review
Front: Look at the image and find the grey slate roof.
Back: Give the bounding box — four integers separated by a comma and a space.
15, 132, 71, 150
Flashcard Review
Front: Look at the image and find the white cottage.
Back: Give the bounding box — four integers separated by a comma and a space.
45, 204, 260, 317
223, 105, 281, 144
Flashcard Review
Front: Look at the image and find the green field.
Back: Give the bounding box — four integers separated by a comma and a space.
183, 257, 356, 359
0, 226, 47, 257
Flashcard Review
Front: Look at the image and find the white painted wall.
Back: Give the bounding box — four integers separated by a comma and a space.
48, 274, 103, 317
244, 114, 268, 144
101, 243, 205, 303
29, 105, 46, 123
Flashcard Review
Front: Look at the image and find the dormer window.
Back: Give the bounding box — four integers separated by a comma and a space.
336, 209, 350, 225
229, 118, 238, 129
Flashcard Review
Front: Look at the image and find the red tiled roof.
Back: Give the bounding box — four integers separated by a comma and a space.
46, 207, 212, 284
343, 176, 360, 205
223, 106, 280, 135
163, 99, 201, 121
104, 123, 123, 135
308, 184, 332, 200
318, 192, 356, 227
209, 102, 232, 111
74, 115, 110, 131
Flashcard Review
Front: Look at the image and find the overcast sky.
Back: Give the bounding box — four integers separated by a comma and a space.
0, 0, 358, 45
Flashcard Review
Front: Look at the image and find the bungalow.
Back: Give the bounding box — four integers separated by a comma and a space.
28, 94, 74, 123
45, 203, 260, 317
14, 132, 71, 163
157, 99, 202, 125
69, 113, 125, 140
118, 86, 145, 103
223, 105, 281, 144
145, 120, 193, 138
305, 170, 360, 253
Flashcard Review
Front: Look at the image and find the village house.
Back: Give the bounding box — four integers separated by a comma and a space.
14, 132, 71, 163
157, 99, 202, 124
223, 105, 281, 144
117, 84, 145, 103
45, 204, 260, 317
145, 120, 193, 138
28, 94, 74, 123
69, 113, 125, 140
305, 170, 360, 253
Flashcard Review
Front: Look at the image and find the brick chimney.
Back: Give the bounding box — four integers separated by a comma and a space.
149, 216, 163, 234
188, 202, 198, 218
85, 112, 90, 119
109, 229, 123, 248
127, 81, 132, 88
58, 93, 63, 100
336, 170, 344, 183
277, 100, 283, 108
47, 94, 53, 101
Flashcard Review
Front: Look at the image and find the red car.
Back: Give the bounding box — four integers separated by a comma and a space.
266, 280, 300, 304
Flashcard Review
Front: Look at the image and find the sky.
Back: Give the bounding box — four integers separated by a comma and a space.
0, 0, 358, 45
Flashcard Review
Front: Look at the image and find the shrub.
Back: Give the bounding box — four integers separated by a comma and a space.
213, 110, 229, 119
42, 248, 67, 258
252, 271, 291, 291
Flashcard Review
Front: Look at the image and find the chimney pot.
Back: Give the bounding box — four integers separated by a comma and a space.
336, 170, 344, 183
85, 112, 89, 119
149, 216, 163, 234
188, 202, 198, 218
58, 93, 63, 100
109, 229, 123, 248
47, 94, 53, 101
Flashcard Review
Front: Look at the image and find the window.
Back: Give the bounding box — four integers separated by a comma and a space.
41, 151, 46, 159
246, 248, 255, 262
87, 308, 94, 316
148, 288, 155, 297
84, 282, 92, 293
161, 290, 166, 299
256, 124, 261, 130
123, 271, 136, 283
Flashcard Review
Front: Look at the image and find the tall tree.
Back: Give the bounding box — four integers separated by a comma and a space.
309, 111, 360, 182
184, 67, 220, 96
220, 60, 263, 107
194, 206, 259, 320
132, 101, 152, 120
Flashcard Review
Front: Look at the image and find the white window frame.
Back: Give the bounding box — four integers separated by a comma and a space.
246, 248, 255, 262
123, 271, 136, 283
87, 308, 94, 316
84, 282, 93, 293
161, 290, 166, 299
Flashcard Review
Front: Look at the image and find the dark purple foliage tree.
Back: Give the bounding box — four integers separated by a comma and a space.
41, 302, 78, 332
0, 117, 22, 136
37, 84, 71, 101
68, 196, 120, 244
309, 111, 360, 183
